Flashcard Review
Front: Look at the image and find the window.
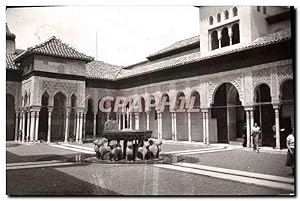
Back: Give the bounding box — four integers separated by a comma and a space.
224, 10, 229, 19
233, 7, 238, 16
221, 27, 230, 47
263, 6, 267, 14
209, 16, 213, 25
217, 13, 221, 22
257, 6, 261, 12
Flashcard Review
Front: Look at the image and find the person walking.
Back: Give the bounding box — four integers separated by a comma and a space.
286, 130, 295, 175
251, 123, 261, 153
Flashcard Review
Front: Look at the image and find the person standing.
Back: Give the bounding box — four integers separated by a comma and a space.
286, 130, 295, 175
251, 123, 261, 153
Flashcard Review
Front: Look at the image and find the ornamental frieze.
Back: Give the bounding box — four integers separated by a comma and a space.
252, 68, 271, 88
160, 84, 169, 92
41, 80, 79, 96
175, 81, 186, 91
277, 65, 293, 85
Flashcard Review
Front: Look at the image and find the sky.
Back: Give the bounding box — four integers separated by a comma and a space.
6, 6, 199, 66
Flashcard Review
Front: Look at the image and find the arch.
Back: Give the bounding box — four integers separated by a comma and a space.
189, 90, 201, 110
224, 10, 229, 19
279, 79, 294, 148
147, 94, 158, 138
6, 93, 16, 141
38, 92, 49, 141
211, 83, 245, 143
175, 91, 186, 111
233, 7, 238, 16
221, 27, 230, 47
232, 23, 240, 44
257, 6, 261, 12
209, 16, 213, 25
52, 92, 67, 141
254, 84, 274, 147
217, 13, 221, 22
160, 93, 172, 140
211, 30, 218, 50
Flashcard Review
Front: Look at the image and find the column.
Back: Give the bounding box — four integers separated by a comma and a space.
118, 113, 121, 130
274, 105, 281, 149
79, 113, 83, 143
73, 112, 77, 139
22, 111, 26, 142
14, 111, 19, 141
217, 30, 222, 48
171, 113, 174, 140
174, 112, 177, 141
47, 108, 53, 143
34, 110, 40, 142
157, 111, 161, 140
93, 112, 97, 139
126, 112, 129, 128
29, 111, 35, 142
249, 110, 254, 147
246, 110, 251, 148
107, 112, 110, 121
76, 112, 80, 142
205, 112, 209, 145
83, 113, 86, 141
187, 111, 192, 142
122, 113, 126, 129
18, 111, 23, 141
135, 112, 140, 130
129, 113, 133, 130
146, 112, 150, 130
228, 27, 233, 45
64, 109, 70, 142
26, 111, 30, 142
202, 112, 206, 144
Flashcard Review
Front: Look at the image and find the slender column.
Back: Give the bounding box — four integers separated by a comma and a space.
159, 112, 163, 140
274, 105, 281, 149
157, 111, 161, 140
73, 112, 77, 139
205, 112, 209, 145
146, 112, 150, 130
202, 112, 206, 144
174, 112, 177, 141
83, 113, 86, 141
246, 110, 251, 148
18, 111, 23, 141
64, 109, 70, 142
187, 111, 192, 142
171, 113, 174, 140
34, 110, 40, 142
122, 113, 126, 129
129, 113, 133, 130
118, 113, 121, 130
14, 111, 19, 141
76, 112, 80, 142
107, 112, 110, 121
217, 30, 222, 48
22, 111, 26, 142
29, 111, 35, 142
126, 112, 129, 128
249, 110, 254, 147
228, 27, 233, 45
93, 112, 97, 139
79, 113, 83, 143
135, 112, 140, 130
26, 111, 30, 142
47, 108, 53, 143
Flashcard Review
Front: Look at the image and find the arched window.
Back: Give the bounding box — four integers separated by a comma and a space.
217, 13, 221, 22
211, 31, 218, 50
224, 10, 229, 19
257, 6, 261, 12
221, 27, 230, 47
209, 16, 213, 25
233, 7, 238, 16
232, 23, 240, 44
263, 6, 267, 14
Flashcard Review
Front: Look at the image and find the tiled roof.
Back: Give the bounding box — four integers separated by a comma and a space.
147, 35, 200, 58
86, 60, 123, 80
6, 23, 16, 40
14, 36, 94, 63
6, 49, 25, 70
116, 29, 291, 79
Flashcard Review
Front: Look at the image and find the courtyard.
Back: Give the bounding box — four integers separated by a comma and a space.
6, 141, 294, 196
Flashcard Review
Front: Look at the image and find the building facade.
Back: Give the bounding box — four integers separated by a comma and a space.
6, 6, 294, 149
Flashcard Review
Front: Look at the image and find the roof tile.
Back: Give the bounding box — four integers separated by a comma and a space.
86, 60, 123, 80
